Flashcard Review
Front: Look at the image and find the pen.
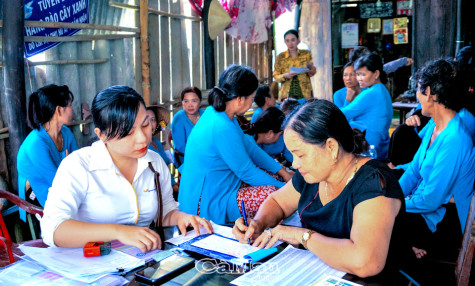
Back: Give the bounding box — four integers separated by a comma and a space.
240, 200, 251, 245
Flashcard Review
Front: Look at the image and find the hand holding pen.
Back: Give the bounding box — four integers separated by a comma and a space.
240, 200, 251, 245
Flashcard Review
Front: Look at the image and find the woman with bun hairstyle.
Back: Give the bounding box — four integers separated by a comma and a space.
340, 52, 393, 160
178, 65, 294, 224
234, 100, 404, 278
17, 84, 78, 221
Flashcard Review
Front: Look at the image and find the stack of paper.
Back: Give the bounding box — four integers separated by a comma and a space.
231, 245, 346, 286
19, 245, 144, 283
0, 260, 128, 286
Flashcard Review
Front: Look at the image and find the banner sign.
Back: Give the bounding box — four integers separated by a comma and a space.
24, 0, 89, 58
359, 2, 393, 19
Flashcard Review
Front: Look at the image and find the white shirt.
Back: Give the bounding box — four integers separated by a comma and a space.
40, 141, 179, 247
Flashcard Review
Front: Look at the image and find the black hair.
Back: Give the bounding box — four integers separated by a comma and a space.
279, 98, 301, 116
254, 85, 271, 107
343, 61, 354, 70
284, 99, 366, 154
354, 52, 388, 84
180, 86, 202, 101
208, 65, 258, 112
456, 46, 473, 66
245, 107, 285, 139
349, 46, 371, 62
92, 85, 145, 140
454, 47, 475, 114
27, 84, 74, 130
415, 58, 462, 112
284, 29, 299, 39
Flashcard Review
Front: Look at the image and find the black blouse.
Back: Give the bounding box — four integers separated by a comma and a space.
293, 159, 404, 238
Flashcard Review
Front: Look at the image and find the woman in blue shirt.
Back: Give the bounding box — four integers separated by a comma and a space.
246, 107, 293, 164
17, 84, 78, 221
333, 62, 362, 108
341, 53, 393, 160
146, 105, 178, 194
251, 85, 276, 123
178, 65, 293, 224
170, 86, 204, 166
398, 59, 475, 260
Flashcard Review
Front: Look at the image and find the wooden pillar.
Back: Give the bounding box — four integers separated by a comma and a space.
413, 0, 456, 69
2, 0, 26, 193
202, 0, 216, 89
300, 0, 332, 100
266, 14, 274, 84
140, 0, 151, 104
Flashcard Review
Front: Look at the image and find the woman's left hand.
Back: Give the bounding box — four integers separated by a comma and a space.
253, 225, 304, 249
306, 62, 316, 75
176, 213, 213, 236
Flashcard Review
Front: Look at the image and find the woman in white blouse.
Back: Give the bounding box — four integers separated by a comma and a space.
41, 85, 212, 253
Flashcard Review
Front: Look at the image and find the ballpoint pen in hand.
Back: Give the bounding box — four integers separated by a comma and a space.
240, 199, 251, 245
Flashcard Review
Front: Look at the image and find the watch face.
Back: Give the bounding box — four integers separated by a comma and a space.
303, 232, 309, 240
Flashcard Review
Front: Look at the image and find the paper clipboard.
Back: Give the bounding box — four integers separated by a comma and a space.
176, 233, 278, 270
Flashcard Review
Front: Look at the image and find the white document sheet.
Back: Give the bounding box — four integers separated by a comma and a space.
166, 221, 283, 248
231, 245, 346, 286
19, 245, 143, 282
290, 66, 309, 74
166, 221, 231, 245
191, 234, 259, 258
0, 260, 128, 286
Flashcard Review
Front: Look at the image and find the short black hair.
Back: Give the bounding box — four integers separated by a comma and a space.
92, 85, 145, 140
279, 98, 300, 116
245, 107, 285, 137
415, 58, 462, 112
254, 85, 271, 107
208, 65, 258, 112
27, 84, 74, 130
180, 86, 202, 101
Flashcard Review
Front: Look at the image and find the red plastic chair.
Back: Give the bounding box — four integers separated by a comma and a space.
0, 189, 43, 266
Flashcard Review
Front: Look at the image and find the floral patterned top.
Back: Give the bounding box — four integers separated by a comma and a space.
273, 49, 316, 100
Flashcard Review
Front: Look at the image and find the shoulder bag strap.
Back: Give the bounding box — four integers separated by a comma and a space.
148, 162, 163, 228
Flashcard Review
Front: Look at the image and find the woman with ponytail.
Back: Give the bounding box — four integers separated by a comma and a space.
178, 65, 293, 224
340, 52, 393, 160
17, 84, 78, 221
234, 100, 405, 278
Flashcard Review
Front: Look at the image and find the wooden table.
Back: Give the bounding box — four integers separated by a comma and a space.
392, 102, 419, 124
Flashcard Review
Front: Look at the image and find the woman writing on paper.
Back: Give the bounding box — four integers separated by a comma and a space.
233, 100, 405, 278
41, 86, 212, 253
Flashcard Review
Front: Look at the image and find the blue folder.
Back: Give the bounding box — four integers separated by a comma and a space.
176, 233, 278, 269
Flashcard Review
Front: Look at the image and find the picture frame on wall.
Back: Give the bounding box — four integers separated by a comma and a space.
383, 19, 393, 35
367, 18, 381, 33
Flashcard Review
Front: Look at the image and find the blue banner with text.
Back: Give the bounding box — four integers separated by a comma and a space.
24, 0, 89, 58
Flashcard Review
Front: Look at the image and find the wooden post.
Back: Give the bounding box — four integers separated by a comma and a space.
300, 0, 332, 100
2, 0, 26, 193
202, 0, 216, 89
140, 0, 151, 105
266, 12, 274, 84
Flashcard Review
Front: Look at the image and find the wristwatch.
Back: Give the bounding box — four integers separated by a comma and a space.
301, 230, 315, 249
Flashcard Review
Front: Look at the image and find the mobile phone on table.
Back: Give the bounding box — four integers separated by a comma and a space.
134, 254, 195, 285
